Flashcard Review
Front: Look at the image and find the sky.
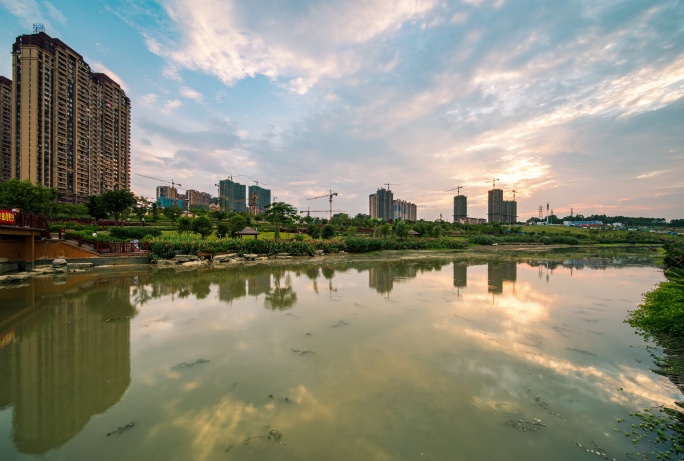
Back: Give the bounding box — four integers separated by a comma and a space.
1, 0, 683, 221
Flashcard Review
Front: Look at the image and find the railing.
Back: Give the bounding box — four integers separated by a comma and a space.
94, 241, 148, 254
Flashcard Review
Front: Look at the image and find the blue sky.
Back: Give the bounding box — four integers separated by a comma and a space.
1, 0, 682, 220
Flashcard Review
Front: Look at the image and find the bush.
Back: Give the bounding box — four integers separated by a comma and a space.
468, 235, 499, 245
321, 224, 335, 239
109, 226, 162, 240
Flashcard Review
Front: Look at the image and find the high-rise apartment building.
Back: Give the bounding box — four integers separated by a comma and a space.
453, 195, 467, 222
10, 32, 131, 203
369, 188, 393, 221
186, 189, 211, 209
0, 76, 11, 182
488, 188, 517, 223
392, 199, 417, 221
248, 185, 271, 214
218, 178, 247, 212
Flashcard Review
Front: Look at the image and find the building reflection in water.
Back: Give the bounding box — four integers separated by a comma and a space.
0, 273, 139, 454
487, 261, 517, 294
453, 263, 467, 288
368, 260, 451, 295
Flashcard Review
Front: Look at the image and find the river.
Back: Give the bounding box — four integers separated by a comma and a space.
0, 249, 679, 460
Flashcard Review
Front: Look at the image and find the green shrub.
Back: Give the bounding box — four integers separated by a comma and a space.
109, 226, 162, 240
468, 235, 499, 245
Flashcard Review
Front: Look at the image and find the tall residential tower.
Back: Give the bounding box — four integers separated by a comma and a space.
10, 31, 131, 203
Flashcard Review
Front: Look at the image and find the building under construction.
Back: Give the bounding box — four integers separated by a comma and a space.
4, 30, 131, 203
488, 188, 517, 223
369, 188, 417, 221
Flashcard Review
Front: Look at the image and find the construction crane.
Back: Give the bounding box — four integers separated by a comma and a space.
445, 185, 463, 195
253, 179, 267, 187
135, 174, 184, 207
307, 190, 339, 220
512, 188, 517, 201
384, 183, 400, 190
299, 209, 344, 218
491, 178, 499, 189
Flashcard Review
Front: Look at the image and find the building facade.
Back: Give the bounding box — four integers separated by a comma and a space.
218, 178, 247, 212
369, 188, 394, 221
453, 195, 467, 222
186, 189, 212, 209
9, 32, 131, 204
488, 189, 517, 223
248, 185, 271, 215
0, 76, 11, 183
392, 199, 417, 221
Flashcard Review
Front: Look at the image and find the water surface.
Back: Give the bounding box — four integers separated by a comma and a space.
0, 253, 677, 460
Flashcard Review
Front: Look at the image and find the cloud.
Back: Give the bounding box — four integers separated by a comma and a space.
143, 0, 440, 91
636, 170, 670, 179
162, 99, 182, 113
180, 86, 203, 102
43, 1, 66, 25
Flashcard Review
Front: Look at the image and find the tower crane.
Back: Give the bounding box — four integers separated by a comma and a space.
445, 185, 463, 195
512, 188, 517, 201
299, 209, 345, 218
384, 183, 400, 190
134, 174, 184, 208
491, 178, 499, 189
307, 190, 339, 220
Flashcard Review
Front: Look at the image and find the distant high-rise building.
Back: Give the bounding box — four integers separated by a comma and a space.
0, 76, 11, 182
369, 188, 394, 221
186, 189, 211, 209
392, 199, 417, 221
453, 195, 467, 222
219, 178, 246, 212
248, 185, 271, 214
10, 31, 131, 203
488, 189, 504, 223
488, 189, 517, 223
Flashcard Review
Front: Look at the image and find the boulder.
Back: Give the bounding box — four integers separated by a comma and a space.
213, 253, 236, 263
157, 260, 177, 267
277, 252, 290, 257
314, 250, 325, 256
67, 262, 94, 270
52, 258, 67, 267
174, 255, 197, 262
181, 261, 204, 267
276, 255, 292, 259
243, 254, 258, 261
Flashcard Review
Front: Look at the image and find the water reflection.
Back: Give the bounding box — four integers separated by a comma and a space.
487, 262, 517, 294
0, 273, 139, 454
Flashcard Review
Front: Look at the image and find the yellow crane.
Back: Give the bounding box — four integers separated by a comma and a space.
307, 190, 339, 220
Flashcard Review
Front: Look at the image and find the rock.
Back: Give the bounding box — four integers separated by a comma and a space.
157, 260, 177, 267
213, 253, 236, 262
243, 254, 258, 261
255, 256, 270, 261
314, 250, 324, 255
67, 262, 94, 270
276, 255, 292, 259
52, 258, 67, 267
173, 255, 199, 262
181, 260, 204, 267
0, 273, 32, 283
277, 252, 290, 257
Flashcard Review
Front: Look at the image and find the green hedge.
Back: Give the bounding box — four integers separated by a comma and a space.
50, 222, 99, 232
63, 230, 116, 244
109, 226, 162, 240
146, 236, 468, 260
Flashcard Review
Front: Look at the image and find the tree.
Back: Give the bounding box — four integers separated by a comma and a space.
375, 224, 391, 239
216, 222, 230, 238
321, 224, 335, 239
189, 204, 208, 217
264, 202, 298, 240
0, 179, 58, 214
412, 221, 427, 237
101, 190, 136, 225
307, 223, 320, 239
178, 216, 192, 234
393, 220, 408, 241
86, 195, 109, 223
191, 216, 213, 238
210, 210, 229, 222
151, 202, 159, 222
163, 206, 182, 223
131, 196, 150, 225
228, 214, 247, 236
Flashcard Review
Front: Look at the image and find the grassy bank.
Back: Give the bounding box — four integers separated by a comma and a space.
624, 241, 684, 459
